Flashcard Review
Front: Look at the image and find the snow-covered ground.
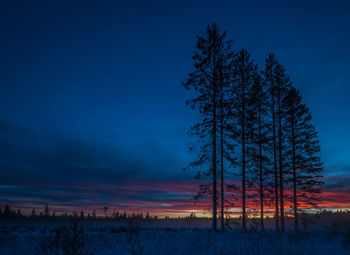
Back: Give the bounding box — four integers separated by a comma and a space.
1, 224, 349, 255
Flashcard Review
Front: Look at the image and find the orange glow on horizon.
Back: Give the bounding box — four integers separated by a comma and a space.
3, 181, 350, 217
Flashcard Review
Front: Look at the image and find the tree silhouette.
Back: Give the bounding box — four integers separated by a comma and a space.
217, 34, 234, 231
284, 87, 324, 231
45, 203, 49, 217
183, 23, 233, 231
231, 49, 255, 231
103, 206, 108, 218
264, 53, 280, 231
275, 60, 292, 232
183, 25, 324, 232
247, 67, 270, 230
4, 204, 11, 216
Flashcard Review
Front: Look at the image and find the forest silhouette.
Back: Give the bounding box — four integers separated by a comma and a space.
183, 24, 323, 232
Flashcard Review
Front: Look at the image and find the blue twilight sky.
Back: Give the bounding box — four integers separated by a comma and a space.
0, 0, 350, 213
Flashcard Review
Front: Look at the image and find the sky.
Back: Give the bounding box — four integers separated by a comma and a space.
0, 0, 350, 216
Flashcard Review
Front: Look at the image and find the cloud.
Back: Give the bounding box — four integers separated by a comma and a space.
323, 173, 350, 192
0, 118, 194, 212
0, 118, 187, 184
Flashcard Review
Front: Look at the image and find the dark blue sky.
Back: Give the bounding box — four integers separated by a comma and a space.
1, 0, 350, 214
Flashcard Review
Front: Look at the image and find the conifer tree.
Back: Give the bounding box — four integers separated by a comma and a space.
44, 203, 49, 217
264, 54, 280, 231
183, 24, 233, 231
284, 87, 323, 231
231, 49, 255, 231
247, 67, 270, 230
264, 54, 292, 232
4, 204, 11, 216
218, 41, 234, 231
80, 210, 85, 219
274, 61, 292, 232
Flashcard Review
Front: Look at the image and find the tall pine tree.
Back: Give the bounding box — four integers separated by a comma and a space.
264, 54, 280, 231
183, 24, 233, 231
247, 67, 270, 230
284, 87, 323, 231
218, 43, 234, 231
274, 61, 292, 232
231, 49, 255, 231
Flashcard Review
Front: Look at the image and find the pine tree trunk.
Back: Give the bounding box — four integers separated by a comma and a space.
212, 48, 217, 232
278, 86, 285, 232
212, 89, 217, 232
258, 106, 264, 231
241, 56, 246, 232
220, 73, 224, 231
291, 113, 298, 231
271, 83, 280, 232
242, 101, 246, 232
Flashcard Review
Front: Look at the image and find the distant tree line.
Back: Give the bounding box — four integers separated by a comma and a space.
183, 24, 323, 232
0, 204, 161, 220
0, 204, 205, 221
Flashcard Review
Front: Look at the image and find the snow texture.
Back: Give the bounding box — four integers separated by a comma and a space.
0, 224, 349, 255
